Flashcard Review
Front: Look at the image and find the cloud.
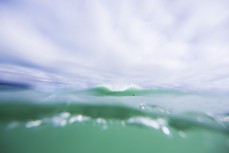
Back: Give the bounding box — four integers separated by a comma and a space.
0, 0, 229, 90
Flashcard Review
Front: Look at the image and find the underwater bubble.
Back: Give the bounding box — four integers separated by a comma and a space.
96, 118, 107, 124
96, 118, 108, 130
59, 112, 71, 119
178, 131, 186, 138
52, 116, 67, 127
162, 126, 170, 136
26, 120, 42, 128
8, 121, 20, 129
68, 115, 89, 124
127, 117, 160, 129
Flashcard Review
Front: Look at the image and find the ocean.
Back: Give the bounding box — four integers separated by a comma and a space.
0, 85, 228, 153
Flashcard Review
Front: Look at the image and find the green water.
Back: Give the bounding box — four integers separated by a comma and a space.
0, 87, 229, 153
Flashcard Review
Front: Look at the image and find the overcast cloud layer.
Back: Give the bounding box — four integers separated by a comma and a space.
1, 0, 229, 90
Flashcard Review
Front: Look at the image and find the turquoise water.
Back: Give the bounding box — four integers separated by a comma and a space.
0, 86, 229, 153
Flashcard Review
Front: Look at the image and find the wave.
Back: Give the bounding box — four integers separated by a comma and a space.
0, 102, 228, 134
84, 86, 187, 96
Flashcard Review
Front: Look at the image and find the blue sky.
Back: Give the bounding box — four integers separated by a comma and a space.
1, 0, 229, 90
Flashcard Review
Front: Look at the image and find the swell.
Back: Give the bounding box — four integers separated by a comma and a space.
0, 102, 228, 134
84, 86, 187, 96
0, 103, 144, 121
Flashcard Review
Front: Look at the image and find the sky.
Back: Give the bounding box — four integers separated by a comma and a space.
0, 0, 229, 90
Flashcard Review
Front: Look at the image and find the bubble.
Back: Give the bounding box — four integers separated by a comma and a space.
162, 126, 170, 136
26, 120, 42, 128
96, 118, 106, 124
8, 121, 19, 129
178, 131, 186, 138
52, 117, 67, 127
59, 112, 70, 119
68, 115, 89, 124
127, 117, 160, 129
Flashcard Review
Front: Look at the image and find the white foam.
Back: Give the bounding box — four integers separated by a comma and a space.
98, 84, 142, 91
